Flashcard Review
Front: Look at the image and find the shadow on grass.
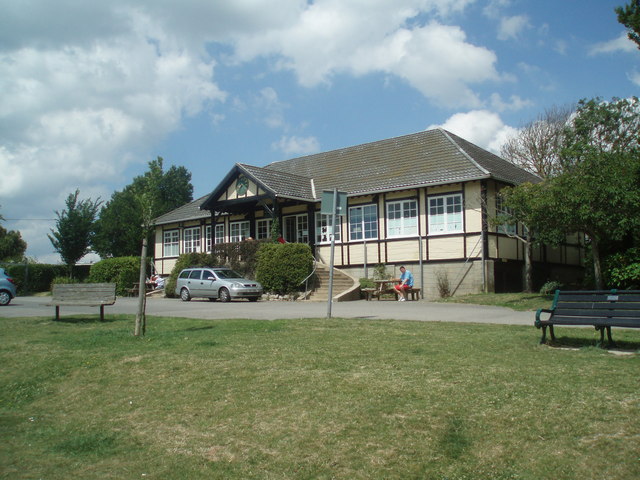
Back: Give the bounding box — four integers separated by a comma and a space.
53, 316, 117, 324
544, 335, 640, 352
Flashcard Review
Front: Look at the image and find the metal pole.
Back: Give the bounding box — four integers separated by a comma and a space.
327, 188, 337, 318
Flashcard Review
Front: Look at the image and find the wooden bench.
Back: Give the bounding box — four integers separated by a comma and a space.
535, 289, 640, 346
368, 287, 421, 301
48, 283, 117, 321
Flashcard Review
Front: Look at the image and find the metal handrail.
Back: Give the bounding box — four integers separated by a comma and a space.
300, 253, 319, 299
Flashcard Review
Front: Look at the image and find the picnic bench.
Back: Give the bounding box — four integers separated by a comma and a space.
535, 289, 640, 346
363, 281, 421, 301
48, 283, 117, 321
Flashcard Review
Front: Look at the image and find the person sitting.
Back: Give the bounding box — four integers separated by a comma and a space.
394, 266, 414, 302
154, 275, 165, 290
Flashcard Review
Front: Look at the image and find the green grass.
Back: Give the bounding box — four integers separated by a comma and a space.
1, 314, 639, 479
437, 292, 555, 311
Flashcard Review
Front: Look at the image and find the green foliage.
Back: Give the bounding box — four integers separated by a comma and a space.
604, 247, 640, 289
539, 280, 563, 295
373, 263, 391, 280
4, 263, 68, 293
436, 270, 452, 298
51, 276, 81, 288
210, 240, 262, 277
616, 0, 640, 49
0, 224, 27, 261
48, 189, 102, 271
93, 157, 193, 258
256, 243, 313, 295
88, 257, 141, 296
359, 277, 375, 289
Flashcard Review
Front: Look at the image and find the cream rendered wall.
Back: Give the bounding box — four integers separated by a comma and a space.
463, 182, 483, 232
428, 236, 465, 260
225, 178, 260, 200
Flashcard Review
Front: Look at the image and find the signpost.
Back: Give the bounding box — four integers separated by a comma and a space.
321, 189, 347, 318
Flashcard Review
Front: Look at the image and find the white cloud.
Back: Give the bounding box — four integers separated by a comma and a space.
629, 70, 640, 87
232, 1, 501, 108
590, 32, 637, 55
429, 110, 518, 154
272, 135, 320, 156
490, 93, 533, 112
497, 15, 530, 41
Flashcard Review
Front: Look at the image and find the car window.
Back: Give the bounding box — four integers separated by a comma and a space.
203, 270, 216, 280
179, 270, 190, 279
189, 270, 202, 280
213, 269, 243, 279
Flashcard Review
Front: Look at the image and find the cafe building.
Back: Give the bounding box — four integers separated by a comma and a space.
152, 128, 584, 298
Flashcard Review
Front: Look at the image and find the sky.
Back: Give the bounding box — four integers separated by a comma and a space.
1, 0, 638, 264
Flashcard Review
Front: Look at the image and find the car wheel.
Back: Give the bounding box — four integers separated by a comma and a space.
248, 297, 259, 302
219, 288, 231, 303
180, 288, 191, 302
0, 291, 11, 306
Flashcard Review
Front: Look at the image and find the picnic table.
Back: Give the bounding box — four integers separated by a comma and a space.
362, 279, 420, 301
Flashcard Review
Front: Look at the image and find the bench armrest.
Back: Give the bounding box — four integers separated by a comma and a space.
535, 308, 554, 327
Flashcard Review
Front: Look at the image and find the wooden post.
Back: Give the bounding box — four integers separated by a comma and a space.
134, 237, 147, 336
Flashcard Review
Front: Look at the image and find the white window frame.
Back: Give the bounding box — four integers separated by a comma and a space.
315, 213, 341, 244
163, 229, 180, 257
349, 204, 378, 241
386, 199, 418, 238
428, 193, 463, 234
256, 218, 272, 240
214, 224, 225, 244
183, 226, 201, 253
230, 221, 250, 243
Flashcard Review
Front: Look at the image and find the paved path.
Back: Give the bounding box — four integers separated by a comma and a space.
0, 295, 534, 325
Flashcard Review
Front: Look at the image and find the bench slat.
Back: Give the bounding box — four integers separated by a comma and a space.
557, 302, 640, 310
554, 308, 640, 318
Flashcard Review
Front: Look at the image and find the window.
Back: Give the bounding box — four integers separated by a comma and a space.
349, 205, 378, 241
205, 225, 212, 252
284, 214, 309, 243
230, 221, 250, 243
496, 194, 516, 235
163, 230, 179, 257
256, 218, 272, 240
315, 213, 341, 243
184, 226, 201, 253
386, 199, 418, 237
428, 193, 463, 234
215, 224, 225, 244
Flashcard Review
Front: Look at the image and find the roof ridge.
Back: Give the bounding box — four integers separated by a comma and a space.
439, 128, 490, 176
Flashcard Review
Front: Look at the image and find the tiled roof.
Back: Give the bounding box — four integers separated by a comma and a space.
239, 164, 315, 201
262, 129, 540, 197
153, 194, 210, 226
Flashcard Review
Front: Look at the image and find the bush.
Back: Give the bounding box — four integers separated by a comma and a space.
88, 257, 141, 296
436, 270, 451, 298
51, 276, 81, 289
256, 243, 313, 295
359, 277, 375, 289
4, 263, 69, 293
540, 280, 563, 295
604, 247, 640, 290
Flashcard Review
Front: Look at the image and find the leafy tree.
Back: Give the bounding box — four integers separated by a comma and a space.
500, 105, 574, 179
616, 0, 640, 49
505, 97, 640, 289
93, 157, 193, 258
0, 206, 27, 261
48, 190, 102, 273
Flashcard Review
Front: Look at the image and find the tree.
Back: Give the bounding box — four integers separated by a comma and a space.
93, 157, 193, 258
616, 0, 640, 49
48, 190, 102, 273
500, 105, 573, 179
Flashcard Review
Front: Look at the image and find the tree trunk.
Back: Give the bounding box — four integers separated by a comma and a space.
523, 240, 533, 293
591, 237, 604, 289
134, 237, 147, 337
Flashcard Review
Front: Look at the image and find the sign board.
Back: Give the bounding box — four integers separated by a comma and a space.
321, 190, 348, 216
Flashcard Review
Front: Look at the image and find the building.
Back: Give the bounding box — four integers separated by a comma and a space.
152, 129, 584, 298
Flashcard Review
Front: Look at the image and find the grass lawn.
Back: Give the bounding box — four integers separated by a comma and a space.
1, 313, 639, 479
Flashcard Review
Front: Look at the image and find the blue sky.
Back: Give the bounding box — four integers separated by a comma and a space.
1, 0, 638, 263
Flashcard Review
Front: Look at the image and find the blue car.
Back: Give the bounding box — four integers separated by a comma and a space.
0, 268, 17, 305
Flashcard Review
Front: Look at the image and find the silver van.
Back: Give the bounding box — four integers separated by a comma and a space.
175, 267, 263, 302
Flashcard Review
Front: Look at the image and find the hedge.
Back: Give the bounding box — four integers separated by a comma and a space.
88, 257, 142, 296
256, 243, 313, 295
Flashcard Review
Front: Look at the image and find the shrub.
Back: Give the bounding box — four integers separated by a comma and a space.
88, 257, 141, 296
540, 280, 563, 295
359, 277, 375, 289
256, 243, 313, 295
373, 264, 391, 280
4, 263, 69, 293
604, 247, 640, 289
436, 270, 451, 298
50, 276, 81, 290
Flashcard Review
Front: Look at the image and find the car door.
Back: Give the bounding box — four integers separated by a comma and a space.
201, 269, 219, 299
186, 269, 203, 297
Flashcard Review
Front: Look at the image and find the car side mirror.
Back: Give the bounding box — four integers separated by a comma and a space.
207, 276, 215, 281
